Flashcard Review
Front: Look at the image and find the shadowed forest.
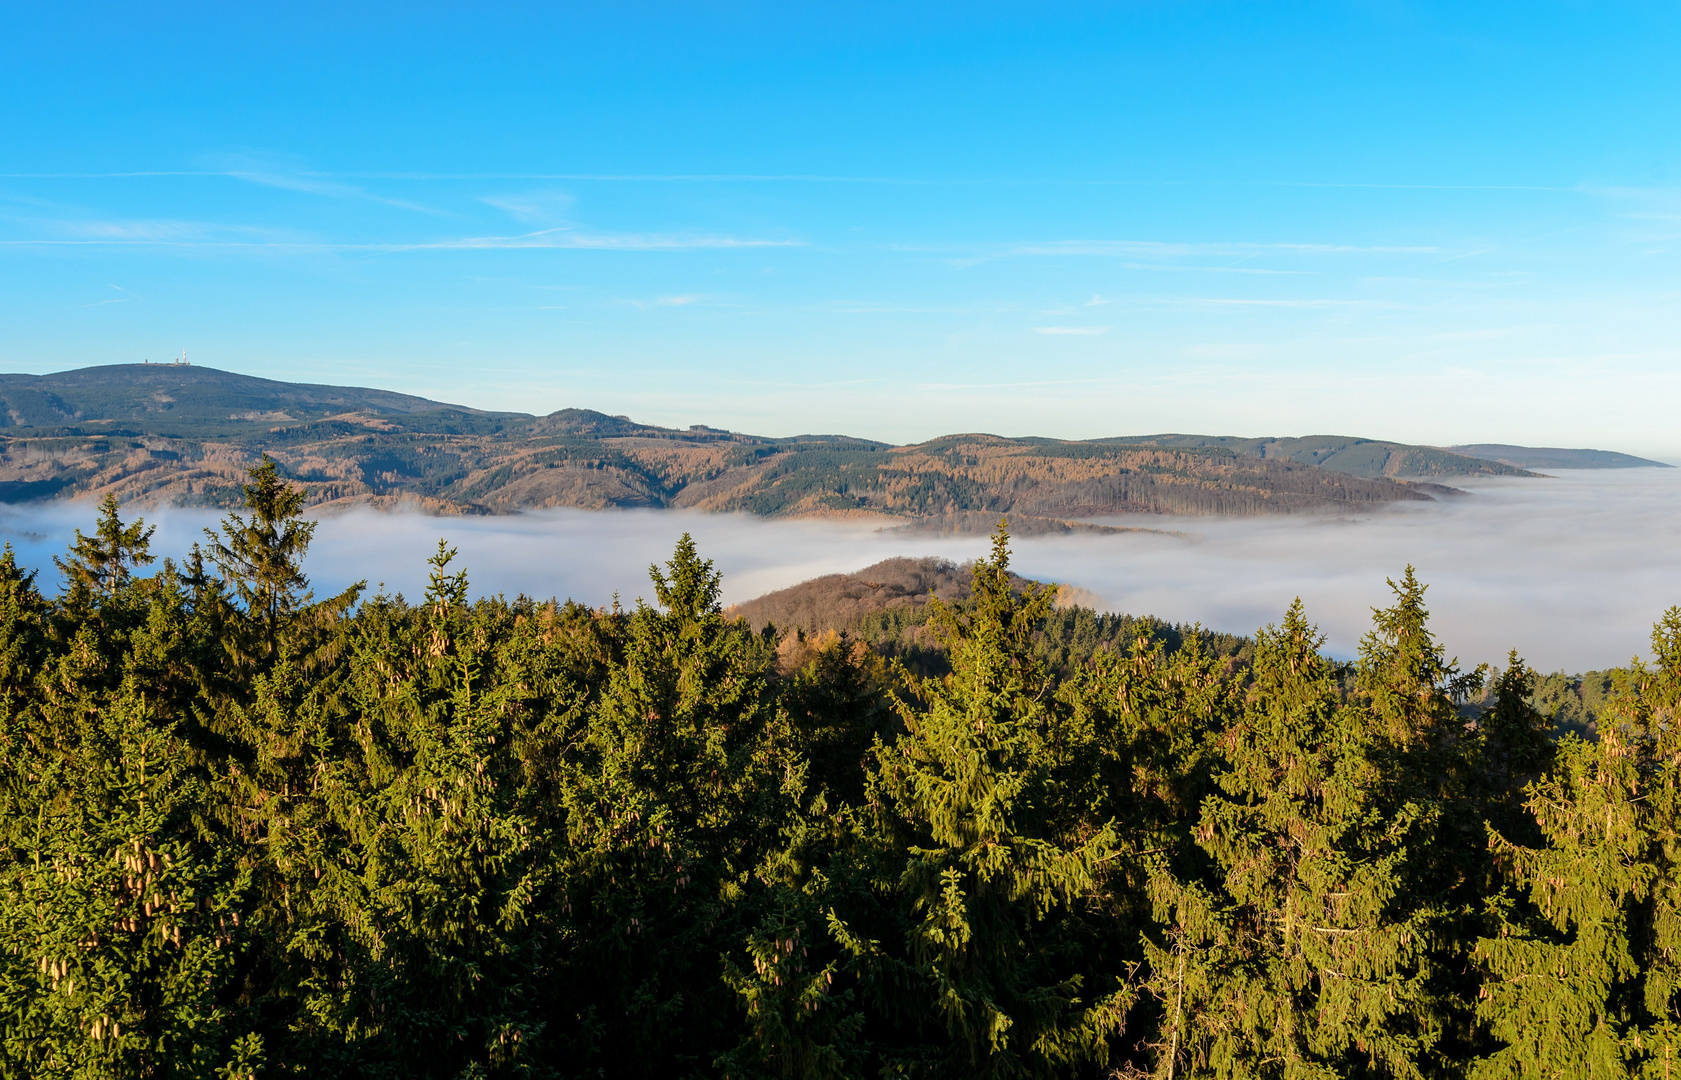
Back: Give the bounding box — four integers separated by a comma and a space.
1, 461, 1677, 1079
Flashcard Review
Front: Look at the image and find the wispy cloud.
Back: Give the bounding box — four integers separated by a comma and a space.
900, 238, 1443, 271
82, 283, 142, 307
620, 293, 711, 311
1581, 184, 1681, 219
1082, 294, 1383, 311
1005, 240, 1441, 258
0, 171, 1591, 194
402, 227, 802, 251
1175, 297, 1379, 309
207, 153, 442, 214
478, 190, 577, 225
0, 223, 798, 254
58, 219, 239, 242
1034, 326, 1110, 335
0, 216, 308, 247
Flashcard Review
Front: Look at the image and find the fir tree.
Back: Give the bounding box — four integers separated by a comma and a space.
204, 457, 356, 670
0, 655, 252, 1078
854, 524, 1127, 1078
1145, 599, 1439, 1079
555, 534, 794, 1077
54, 494, 155, 604
1473, 609, 1681, 1078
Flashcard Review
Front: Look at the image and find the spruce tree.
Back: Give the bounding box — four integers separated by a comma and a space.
1349, 569, 1495, 1075
1145, 599, 1439, 1079
0, 549, 253, 1079
0, 547, 46, 717
1473, 609, 1681, 1079
851, 524, 1127, 1078
555, 534, 794, 1076
1472, 722, 1648, 1079
251, 542, 552, 1078
204, 457, 356, 670
54, 494, 155, 604
1470, 654, 1556, 846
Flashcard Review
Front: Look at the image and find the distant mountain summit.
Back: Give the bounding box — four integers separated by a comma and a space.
1448, 444, 1673, 470
0, 363, 1636, 528
0, 363, 484, 430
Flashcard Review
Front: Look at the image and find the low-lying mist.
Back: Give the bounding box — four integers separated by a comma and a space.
1, 467, 1675, 672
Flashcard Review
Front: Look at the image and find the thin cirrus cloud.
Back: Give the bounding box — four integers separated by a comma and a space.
1033, 326, 1109, 335
477, 190, 578, 224
402, 227, 804, 251
0, 219, 799, 254
208, 153, 443, 215
901, 239, 1446, 261
620, 294, 709, 310
0, 216, 308, 246
82, 283, 141, 307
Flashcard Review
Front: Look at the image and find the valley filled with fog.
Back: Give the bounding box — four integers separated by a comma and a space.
2, 465, 1675, 673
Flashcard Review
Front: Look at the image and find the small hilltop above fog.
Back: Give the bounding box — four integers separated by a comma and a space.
0, 363, 1653, 533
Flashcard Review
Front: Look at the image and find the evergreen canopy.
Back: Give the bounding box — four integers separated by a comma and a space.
0, 464, 1675, 1080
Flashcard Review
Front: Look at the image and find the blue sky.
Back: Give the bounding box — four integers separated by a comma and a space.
2, 2, 1678, 456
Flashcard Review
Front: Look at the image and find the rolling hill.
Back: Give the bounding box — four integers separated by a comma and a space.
0, 363, 489, 430
1114, 433, 1535, 478
1448, 444, 1673, 470
0, 363, 1565, 530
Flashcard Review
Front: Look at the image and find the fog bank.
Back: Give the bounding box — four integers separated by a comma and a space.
1, 467, 1677, 672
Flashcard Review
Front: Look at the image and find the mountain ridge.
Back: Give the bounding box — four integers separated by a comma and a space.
1447, 443, 1672, 470
0, 364, 1617, 531
1110, 433, 1534, 479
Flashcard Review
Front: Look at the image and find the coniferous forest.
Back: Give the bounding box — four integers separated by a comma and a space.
3, 459, 1679, 1080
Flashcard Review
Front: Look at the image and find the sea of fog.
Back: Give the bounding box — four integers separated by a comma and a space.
1, 466, 1677, 673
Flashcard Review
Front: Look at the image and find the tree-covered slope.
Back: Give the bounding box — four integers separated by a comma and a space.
1114, 432, 1539, 477
1449, 443, 1673, 469
0, 364, 1533, 526
4, 473, 1679, 1079
0, 362, 499, 430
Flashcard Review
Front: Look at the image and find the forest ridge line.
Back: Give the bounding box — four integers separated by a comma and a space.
0, 363, 1666, 532
0, 464, 1675, 1077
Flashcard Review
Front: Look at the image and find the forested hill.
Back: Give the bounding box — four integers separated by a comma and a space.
728, 554, 1255, 679
0, 362, 487, 427
1449, 443, 1674, 469
3, 470, 1679, 1078
1117, 432, 1537, 478
0, 362, 1565, 529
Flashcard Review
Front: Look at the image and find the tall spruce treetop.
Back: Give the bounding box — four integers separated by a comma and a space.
1473, 611, 1681, 1079
54, 494, 155, 603
203, 457, 360, 671
1145, 599, 1440, 1080
206, 458, 314, 642
555, 533, 793, 1076
1356, 566, 1483, 758
861, 523, 1125, 1078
